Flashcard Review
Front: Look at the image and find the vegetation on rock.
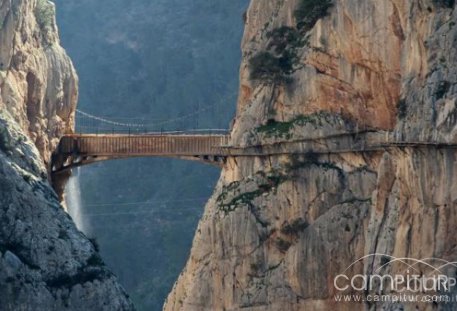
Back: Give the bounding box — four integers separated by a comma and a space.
275, 238, 292, 253
249, 26, 304, 84
295, 0, 334, 32
249, 51, 295, 84
248, 0, 334, 84
0, 127, 12, 153
217, 171, 286, 214
433, 0, 455, 9
255, 111, 340, 139
280, 218, 309, 235
435, 81, 450, 99
397, 99, 407, 119
35, 0, 54, 30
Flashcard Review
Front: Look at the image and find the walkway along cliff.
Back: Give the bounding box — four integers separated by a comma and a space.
52, 130, 457, 174
164, 0, 457, 310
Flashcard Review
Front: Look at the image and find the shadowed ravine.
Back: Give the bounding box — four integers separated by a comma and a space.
2, 0, 457, 310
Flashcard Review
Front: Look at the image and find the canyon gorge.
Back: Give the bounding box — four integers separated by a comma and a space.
0, 0, 457, 310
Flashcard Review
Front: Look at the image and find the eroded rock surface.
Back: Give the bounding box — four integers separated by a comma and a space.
165, 1, 457, 310
0, 1, 133, 310
0, 0, 77, 165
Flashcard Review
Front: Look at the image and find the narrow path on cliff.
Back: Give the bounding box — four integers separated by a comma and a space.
53, 115, 457, 174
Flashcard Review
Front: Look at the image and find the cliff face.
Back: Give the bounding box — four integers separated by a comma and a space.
165, 0, 457, 310
0, 0, 77, 164
0, 0, 133, 309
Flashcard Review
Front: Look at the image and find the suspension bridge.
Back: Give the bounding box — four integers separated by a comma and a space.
51, 110, 457, 174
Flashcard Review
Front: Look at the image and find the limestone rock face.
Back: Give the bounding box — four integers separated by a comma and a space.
0, 0, 133, 310
165, 0, 457, 310
0, 0, 77, 166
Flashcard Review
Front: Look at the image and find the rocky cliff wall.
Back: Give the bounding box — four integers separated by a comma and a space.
0, 0, 133, 309
165, 1, 457, 310
0, 0, 77, 165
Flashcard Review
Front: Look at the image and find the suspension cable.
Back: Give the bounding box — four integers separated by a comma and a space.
75, 91, 237, 130
76, 109, 147, 127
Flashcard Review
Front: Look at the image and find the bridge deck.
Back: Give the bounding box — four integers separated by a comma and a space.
58, 134, 231, 157
52, 134, 231, 173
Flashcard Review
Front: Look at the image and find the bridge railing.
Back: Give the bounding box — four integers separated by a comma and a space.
58, 134, 232, 156
74, 109, 231, 136
73, 125, 230, 136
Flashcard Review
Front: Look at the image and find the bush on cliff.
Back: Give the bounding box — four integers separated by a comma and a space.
248, 0, 334, 84
0, 127, 12, 153
435, 81, 450, 99
249, 26, 303, 84
266, 26, 303, 53
397, 99, 407, 119
249, 51, 294, 84
433, 0, 455, 8
35, 0, 54, 30
295, 0, 333, 32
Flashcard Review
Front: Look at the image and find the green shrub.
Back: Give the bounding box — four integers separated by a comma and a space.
0, 127, 12, 153
397, 99, 407, 119
256, 118, 295, 138
88, 237, 100, 252
87, 253, 104, 266
433, 0, 455, 8
249, 26, 304, 84
266, 26, 303, 53
58, 229, 69, 240
265, 174, 286, 188
35, 0, 54, 30
250, 262, 261, 272
22, 174, 33, 184
304, 151, 319, 164
249, 51, 294, 84
280, 218, 309, 235
218, 170, 288, 213
46, 268, 107, 289
225, 190, 263, 208
256, 113, 333, 138
275, 238, 291, 253
435, 81, 450, 99
295, 0, 333, 32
